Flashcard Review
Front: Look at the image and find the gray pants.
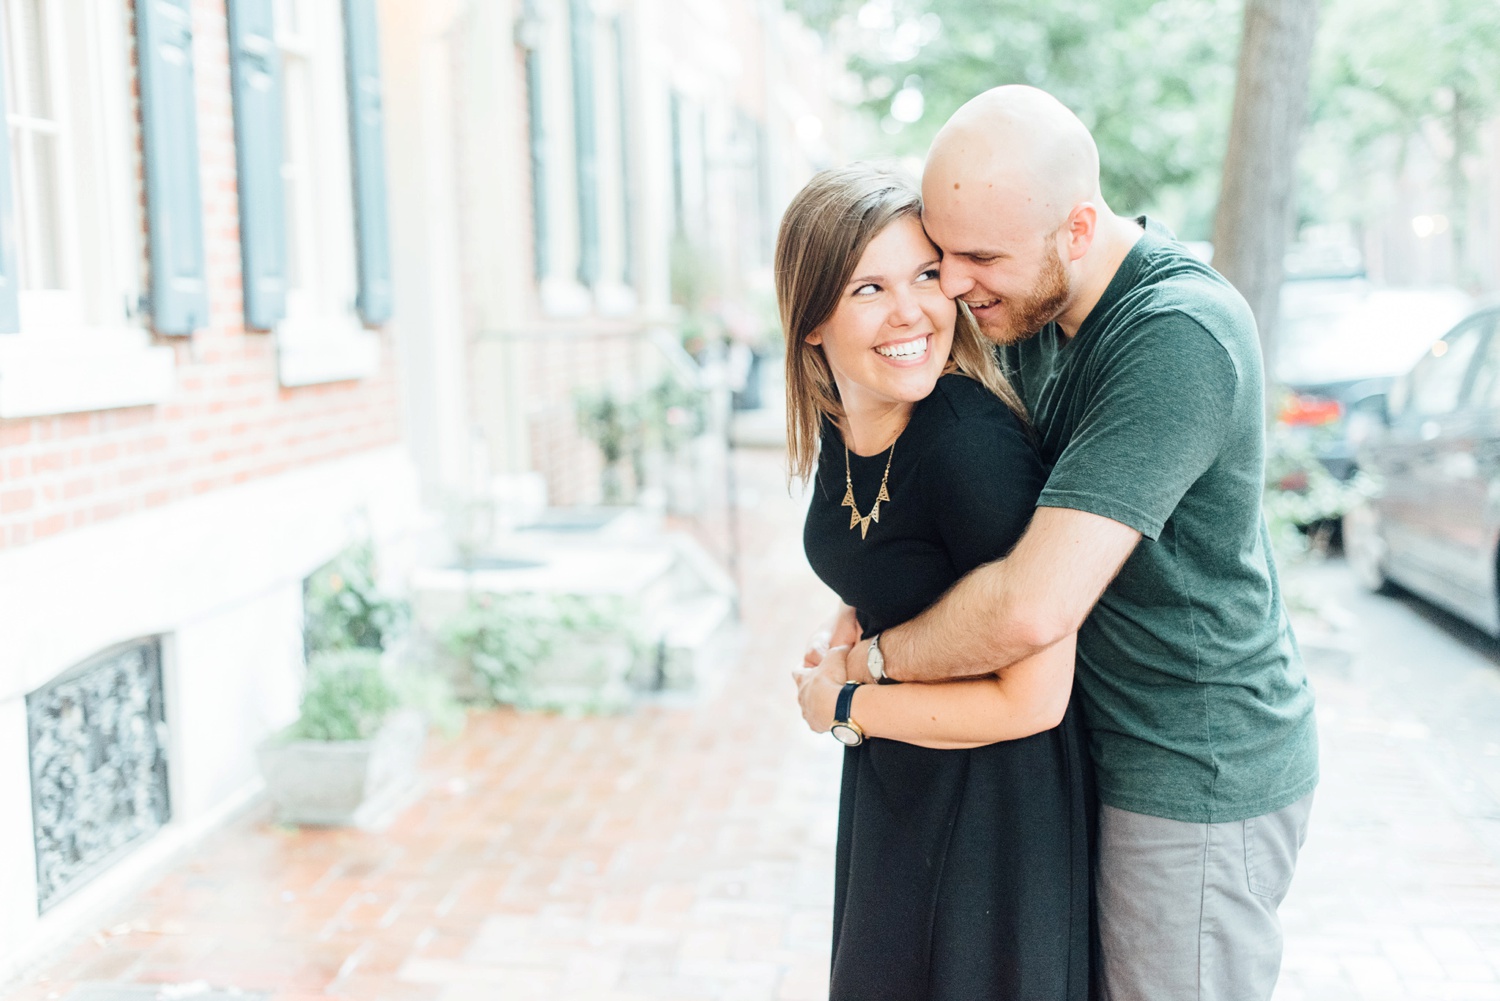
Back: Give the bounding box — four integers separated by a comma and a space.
1098, 792, 1314, 1001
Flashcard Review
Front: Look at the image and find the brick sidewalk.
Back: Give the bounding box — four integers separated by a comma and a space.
8, 449, 1500, 1001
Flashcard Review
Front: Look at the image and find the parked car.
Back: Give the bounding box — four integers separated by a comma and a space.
1344, 302, 1500, 633
1276, 279, 1472, 479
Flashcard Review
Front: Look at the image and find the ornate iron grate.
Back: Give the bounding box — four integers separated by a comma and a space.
26, 638, 171, 913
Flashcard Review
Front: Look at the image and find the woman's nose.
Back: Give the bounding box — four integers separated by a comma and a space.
888, 285, 924, 325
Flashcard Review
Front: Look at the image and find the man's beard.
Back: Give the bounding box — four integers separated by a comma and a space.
977, 242, 1071, 345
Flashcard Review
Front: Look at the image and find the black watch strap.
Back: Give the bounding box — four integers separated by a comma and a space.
835, 681, 861, 724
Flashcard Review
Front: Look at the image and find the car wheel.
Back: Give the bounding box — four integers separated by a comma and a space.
1343, 501, 1394, 594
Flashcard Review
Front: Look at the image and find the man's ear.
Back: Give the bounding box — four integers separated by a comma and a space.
1064, 203, 1098, 262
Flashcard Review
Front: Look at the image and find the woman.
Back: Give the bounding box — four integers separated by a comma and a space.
780, 165, 1092, 1000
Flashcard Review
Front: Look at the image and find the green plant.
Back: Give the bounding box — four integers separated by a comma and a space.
441, 594, 646, 710
575, 390, 647, 503
642, 374, 708, 456
1263, 425, 1376, 561
442, 594, 560, 705
286, 648, 463, 742
390, 665, 466, 738
289, 649, 401, 741
303, 540, 411, 655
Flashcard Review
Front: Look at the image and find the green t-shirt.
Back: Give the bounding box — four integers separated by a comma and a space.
1001, 218, 1318, 824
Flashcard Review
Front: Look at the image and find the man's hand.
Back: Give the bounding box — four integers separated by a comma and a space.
792, 645, 849, 733
803, 603, 860, 669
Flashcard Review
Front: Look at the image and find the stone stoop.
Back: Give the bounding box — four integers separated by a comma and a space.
410, 508, 740, 707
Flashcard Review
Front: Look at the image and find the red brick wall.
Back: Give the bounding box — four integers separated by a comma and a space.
0, 0, 403, 552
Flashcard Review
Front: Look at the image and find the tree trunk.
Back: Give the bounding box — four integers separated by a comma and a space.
1210, 0, 1321, 403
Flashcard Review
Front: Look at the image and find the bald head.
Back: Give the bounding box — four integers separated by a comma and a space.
924, 85, 1101, 231
920, 86, 1137, 345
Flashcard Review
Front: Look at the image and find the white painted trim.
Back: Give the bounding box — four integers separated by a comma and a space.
0, 326, 174, 417
276, 314, 382, 386
0, 445, 423, 701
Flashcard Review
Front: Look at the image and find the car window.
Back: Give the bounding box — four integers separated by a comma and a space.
1455, 314, 1500, 409
1391, 319, 1486, 421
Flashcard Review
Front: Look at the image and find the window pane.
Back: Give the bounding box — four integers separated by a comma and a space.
1406, 323, 1484, 418
6, 0, 65, 293
1460, 316, 1500, 409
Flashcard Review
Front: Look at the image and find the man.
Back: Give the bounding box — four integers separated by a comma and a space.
810, 86, 1318, 1000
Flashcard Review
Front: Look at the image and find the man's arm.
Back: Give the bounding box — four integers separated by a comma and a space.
848, 506, 1141, 683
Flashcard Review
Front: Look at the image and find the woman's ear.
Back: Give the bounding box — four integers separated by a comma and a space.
805, 327, 823, 347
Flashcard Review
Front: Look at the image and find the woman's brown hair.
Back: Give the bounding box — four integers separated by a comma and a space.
774, 163, 1026, 482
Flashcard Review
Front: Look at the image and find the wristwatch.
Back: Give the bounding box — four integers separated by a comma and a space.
866, 633, 886, 682
830, 681, 865, 746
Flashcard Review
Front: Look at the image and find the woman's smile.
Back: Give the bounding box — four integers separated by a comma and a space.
874, 333, 931, 365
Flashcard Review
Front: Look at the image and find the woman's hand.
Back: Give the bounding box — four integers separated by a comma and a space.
803, 603, 860, 668
793, 644, 849, 733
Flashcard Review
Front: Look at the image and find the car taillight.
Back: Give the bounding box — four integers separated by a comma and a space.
1279, 394, 1344, 427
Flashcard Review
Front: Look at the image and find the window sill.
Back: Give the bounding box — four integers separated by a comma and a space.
0, 327, 175, 418
276, 315, 382, 387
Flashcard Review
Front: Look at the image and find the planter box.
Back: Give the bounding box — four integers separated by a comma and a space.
257, 709, 426, 828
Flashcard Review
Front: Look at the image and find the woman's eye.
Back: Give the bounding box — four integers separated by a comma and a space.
852, 283, 879, 296
917, 268, 940, 282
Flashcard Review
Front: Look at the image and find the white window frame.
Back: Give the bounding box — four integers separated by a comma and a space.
0, 0, 173, 419
272, 0, 379, 387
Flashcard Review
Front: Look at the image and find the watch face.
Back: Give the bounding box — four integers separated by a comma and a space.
830, 723, 863, 746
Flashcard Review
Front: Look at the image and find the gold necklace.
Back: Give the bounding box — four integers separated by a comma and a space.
841, 439, 896, 541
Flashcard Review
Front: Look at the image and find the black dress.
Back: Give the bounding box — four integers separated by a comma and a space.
804, 374, 1093, 1001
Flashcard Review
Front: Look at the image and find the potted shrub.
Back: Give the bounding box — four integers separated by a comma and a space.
257, 649, 429, 827
259, 542, 460, 828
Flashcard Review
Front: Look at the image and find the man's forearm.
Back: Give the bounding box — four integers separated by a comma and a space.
853, 507, 1141, 684
879, 560, 1047, 682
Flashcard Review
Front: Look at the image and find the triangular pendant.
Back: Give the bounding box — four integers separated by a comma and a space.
849, 506, 863, 531
870, 500, 881, 524
876, 482, 891, 503
841, 483, 856, 510
858, 515, 872, 540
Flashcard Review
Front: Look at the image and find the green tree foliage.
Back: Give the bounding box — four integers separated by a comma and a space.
1302, 0, 1500, 268
793, 0, 1241, 235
